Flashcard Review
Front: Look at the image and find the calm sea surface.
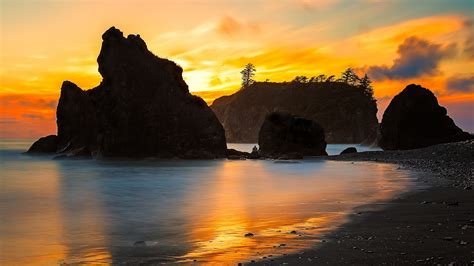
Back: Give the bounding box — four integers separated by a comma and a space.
1, 140, 411, 265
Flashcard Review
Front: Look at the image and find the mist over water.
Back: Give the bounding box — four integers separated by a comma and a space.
1, 140, 410, 265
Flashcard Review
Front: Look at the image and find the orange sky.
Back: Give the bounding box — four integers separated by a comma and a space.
1, 0, 473, 138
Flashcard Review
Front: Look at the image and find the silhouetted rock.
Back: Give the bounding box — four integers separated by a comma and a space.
27, 135, 58, 154
52, 147, 92, 160
56, 81, 98, 152
227, 148, 250, 157
69, 147, 92, 158
379, 84, 471, 150
211, 82, 378, 144
277, 152, 304, 160
226, 148, 261, 159
30, 27, 227, 158
258, 112, 327, 158
227, 155, 246, 160
248, 149, 260, 159
340, 147, 357, 155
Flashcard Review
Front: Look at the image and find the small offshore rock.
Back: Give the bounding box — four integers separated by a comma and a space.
26, 135, 58, 154
228, 155, 245, 160
226, 148, 250, 159
340, 147, 357, 155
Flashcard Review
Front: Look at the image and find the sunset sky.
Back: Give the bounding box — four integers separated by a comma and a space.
1, 0, 473, 138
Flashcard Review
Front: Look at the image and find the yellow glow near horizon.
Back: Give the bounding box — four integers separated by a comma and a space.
1, 0, 473, 137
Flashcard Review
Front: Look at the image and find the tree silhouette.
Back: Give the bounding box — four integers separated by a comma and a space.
341, 68, 359, 85
316, 74, 327, 82
240, 63, 256, 89
292, 76, 308, 83
325, 75, 335, 82
309, 74, 326, 83
359, 73, 375, 100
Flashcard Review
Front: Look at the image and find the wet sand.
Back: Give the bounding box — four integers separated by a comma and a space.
252, 141, 474, 265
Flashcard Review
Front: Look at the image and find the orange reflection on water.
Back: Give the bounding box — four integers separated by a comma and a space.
0, 159, 111, 265
179, 161, 257, 263
179, 160, 411, 264
1, 161, 67, 265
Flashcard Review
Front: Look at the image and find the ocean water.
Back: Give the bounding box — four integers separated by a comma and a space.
1, 139, 410, 265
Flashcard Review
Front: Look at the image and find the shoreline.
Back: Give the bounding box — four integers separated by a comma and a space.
252, 141, 474, 265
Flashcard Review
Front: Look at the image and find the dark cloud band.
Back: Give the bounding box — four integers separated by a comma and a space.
367, 36, 456, 81
446, 75, 474, 93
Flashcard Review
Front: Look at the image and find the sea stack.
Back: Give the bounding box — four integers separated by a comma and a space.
211, 82, 378, 144
258, 112, 328, 158
379, 84, 471, 150
28, 27, 227, 158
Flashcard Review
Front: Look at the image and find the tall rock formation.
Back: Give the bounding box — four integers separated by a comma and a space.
211, 82, 378, 144
379, 84, 471, 150
29, 27, 227, 158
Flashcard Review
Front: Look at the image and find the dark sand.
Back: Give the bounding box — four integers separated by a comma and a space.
251, 141, 474, 265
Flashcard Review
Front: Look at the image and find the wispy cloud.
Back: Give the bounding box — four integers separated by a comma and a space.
216, 16, 261, 36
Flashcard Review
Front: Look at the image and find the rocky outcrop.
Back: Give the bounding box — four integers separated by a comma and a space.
258, 112, 327, 158
29, 27, 227, 158
26, 135, 58, 154
56, 81, 98, 152
211, 82, 378, 144
379, 84, 471, 150
53, 147, 93, 160
340, 147, 357, 155
226, 148, 260, 160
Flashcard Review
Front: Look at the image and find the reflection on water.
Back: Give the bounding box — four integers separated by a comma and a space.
0, 140, 412, 265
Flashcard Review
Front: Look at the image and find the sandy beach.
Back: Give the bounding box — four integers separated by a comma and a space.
252, 141, 474, 265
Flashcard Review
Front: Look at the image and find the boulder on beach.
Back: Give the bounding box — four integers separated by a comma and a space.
340, 147, 357, 155
28, 26, 227, 158
379, 84, 471, 150
26, 135, 58, 154
258, 112, 327, 158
